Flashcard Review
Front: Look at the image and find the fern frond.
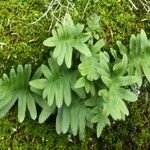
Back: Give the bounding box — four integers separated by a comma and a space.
43, 13, 91, 68
55, 98, 91, 139
117, 29, 150, 86
85, 96, 110, 137
30, 58, 86, 108
78, 40, 105, 81
0, 65, 43, 122
98, 53, 139, 120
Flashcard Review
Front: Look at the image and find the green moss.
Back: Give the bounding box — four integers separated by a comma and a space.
0, 0, 150, 149
0, 0, 50, 73
0, 109, 98, 150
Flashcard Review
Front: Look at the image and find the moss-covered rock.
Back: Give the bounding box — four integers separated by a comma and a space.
0, 0, 150, 149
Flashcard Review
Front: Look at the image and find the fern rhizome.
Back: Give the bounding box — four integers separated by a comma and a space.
0, 13, 149, 139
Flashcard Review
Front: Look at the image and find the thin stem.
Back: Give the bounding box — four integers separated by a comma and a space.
31, 0, 76, 30
128, 0, 138, 10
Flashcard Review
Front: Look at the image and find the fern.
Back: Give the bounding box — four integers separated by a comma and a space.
85, 97, 110, 137
78, 39, 105, 81
116, 29, 150, 86
98, 52, 138, 120
74, 76, 96, 96
56, 97, 91, 139
0, 65, 45, 122
0, 14, 149, 139
43, 13, 91, 68
30, 58, 86, 108
86, 13, 101, 40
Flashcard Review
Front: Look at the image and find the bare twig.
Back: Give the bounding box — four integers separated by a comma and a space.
31, 0, 77, 31
128, 0, 150, 12
139, 0, 150, 12
83, 0, 90, 16
128, 0, 138, 10
31, 0, 55, 24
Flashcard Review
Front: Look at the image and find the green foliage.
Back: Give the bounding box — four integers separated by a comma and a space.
85, 96, 110, 137
0, 1, 149, 149
0, 64, 45, 122
115, 29, 150, 86
30, 58, 73, 108
75, 76, 96, 96
87, 13, 101, 31
30, 58, 86, 108
56, 98, 91, 139
98, 53, 138, 120
78, 39, 105, 81
0, 12, 149, 140
43, 14, 91, 68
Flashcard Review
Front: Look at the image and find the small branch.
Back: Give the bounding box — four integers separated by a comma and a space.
128, 0, 138, 10
31, 0, 77, 30
31, 0, 55, 24
139, 0, 150, 12
83, 0, 90, 16
128, 0, 150, 12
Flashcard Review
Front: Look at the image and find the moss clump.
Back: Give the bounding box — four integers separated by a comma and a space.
0, 109, 97, 150
0, 0, 150, 149
0, 0, 50, 74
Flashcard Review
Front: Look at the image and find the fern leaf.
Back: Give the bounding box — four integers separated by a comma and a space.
61, 106, 70, 134
118, 88, 137, 102
55, 98, 90, 138
56, 108, 63, 134
63, 78, 71, 106
117, 29, 150, 85
0, 98, 16, 119
86, 97, 110, 137
41, 64, 52, 79
30, 79, 47, 89
0, 65, 43, 122
30, 58, 81, 108
39, 102, 56, 123
79, 55, 101, 81
43, 13, 91, 68
71, 101, 79, 135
